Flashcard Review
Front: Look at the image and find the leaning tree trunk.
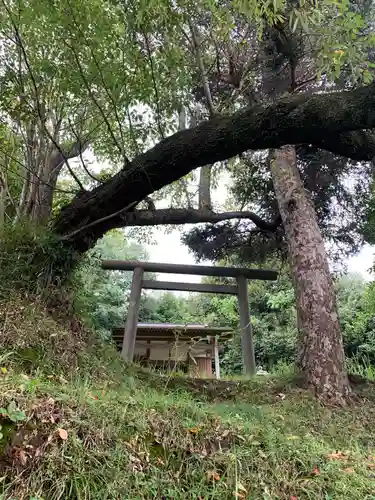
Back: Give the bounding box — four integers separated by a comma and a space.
270, 145, 351, 404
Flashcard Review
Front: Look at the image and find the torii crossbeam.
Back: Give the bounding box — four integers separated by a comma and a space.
102, 260, 278, 375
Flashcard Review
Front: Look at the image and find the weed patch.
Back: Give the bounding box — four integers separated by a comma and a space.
1, 297, 375, 499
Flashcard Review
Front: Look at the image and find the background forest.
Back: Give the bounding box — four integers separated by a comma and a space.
75, 229, 375, 376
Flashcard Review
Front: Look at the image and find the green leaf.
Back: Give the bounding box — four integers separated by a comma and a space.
7, 401, 16, 414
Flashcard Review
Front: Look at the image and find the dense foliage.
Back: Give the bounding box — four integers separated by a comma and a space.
73, 230, 152, 337
0, 222, 79, 297
183, 148, 372, 264
73, 232, 375, 375
203, 271, 375, 374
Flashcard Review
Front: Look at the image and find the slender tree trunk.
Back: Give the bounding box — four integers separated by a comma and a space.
18, 166, 57, 225
29, 163, 60, 223
17, 118, 84, 224
198, 165, 212, 210
0, 177, 5, 228
270, 145, 351, 404
19, 146, 69, 225
17, 171, 31, 219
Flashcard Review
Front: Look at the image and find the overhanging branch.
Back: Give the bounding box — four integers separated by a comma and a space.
120, 208, 282, 231
53, 83, 375, 251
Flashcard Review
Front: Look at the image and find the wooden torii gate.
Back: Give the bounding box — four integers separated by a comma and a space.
102, 260, 278, 375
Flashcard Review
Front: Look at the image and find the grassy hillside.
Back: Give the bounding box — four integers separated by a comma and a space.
1, 295, 375, 499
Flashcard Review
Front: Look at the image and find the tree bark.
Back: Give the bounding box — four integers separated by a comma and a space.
0, 176, 5, 228
121, 207, 281, 229
53, 83, 375, 252
18, 140, 87, 225
199, 165, 212, 210
29, 161, 61, 223
21, 154, 63, 225
270, 145, 351, 404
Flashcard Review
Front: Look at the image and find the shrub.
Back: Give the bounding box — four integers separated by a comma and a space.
0, 221, 79, 298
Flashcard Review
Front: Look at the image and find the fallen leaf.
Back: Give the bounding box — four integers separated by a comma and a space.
312, 466, 320, 476
207, 470, 220, 481
343, 467, 354, 473
233, 493, 245, 499
18, 449, 27, 465
57, 428, 68, 441
237, 482, 247, 492
290, 496, 298, 500
189, 427, 201, 434
1, 367, 7, 374
326, 451, 348, 461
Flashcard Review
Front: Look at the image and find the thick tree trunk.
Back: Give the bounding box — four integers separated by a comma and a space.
270, 145, 351, 404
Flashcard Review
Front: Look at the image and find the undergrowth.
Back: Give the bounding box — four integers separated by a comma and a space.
0, 222, 80, 298
0, 295, 375, 499
1, 225, 375, 499
0, 294, 93, 374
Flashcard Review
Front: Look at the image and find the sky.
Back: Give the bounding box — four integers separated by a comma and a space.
144, 227, 375, 283
142, 171, 375, 284
86, 151, 375, 283
346, 244, 374, 280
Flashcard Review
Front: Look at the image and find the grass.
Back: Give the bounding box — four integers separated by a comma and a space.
347, 357, 375, 380
1, 297, 375, 499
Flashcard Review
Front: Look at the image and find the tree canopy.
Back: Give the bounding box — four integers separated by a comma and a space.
0, 0, 374, 253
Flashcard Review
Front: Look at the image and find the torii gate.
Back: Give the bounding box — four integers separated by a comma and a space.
102, 260, 278, 375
